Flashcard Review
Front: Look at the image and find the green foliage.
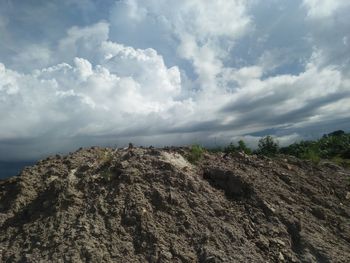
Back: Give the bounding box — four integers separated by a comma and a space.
281, 130, 350, 160
188, 144, 204, 163
318, 131, 350, 159
281, 130, 350, 164
326, 130, 345, 137
224, 140, 252, 155
206, 130, 350, 165
257, 136, 279, 157
237, 140, 252, 154
280, 141, 316, 158
97, 150, 115, 181
97, 149, 114, 166
300, 147, 320, 164
224, 142, 237, 154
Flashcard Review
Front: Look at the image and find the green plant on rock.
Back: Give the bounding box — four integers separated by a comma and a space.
188, 144, 204, 163
97, 150, 114, 167
300, 147, 320, 164
237, 140, 252, 155
97, 150, 115, 181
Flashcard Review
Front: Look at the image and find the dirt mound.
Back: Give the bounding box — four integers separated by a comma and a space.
0, 147, 349, 262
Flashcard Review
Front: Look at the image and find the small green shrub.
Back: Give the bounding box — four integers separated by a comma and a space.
97, 150, 114, 166
188, 144, 204, 163
97, 150, 114, 181
301, 148, 320, 164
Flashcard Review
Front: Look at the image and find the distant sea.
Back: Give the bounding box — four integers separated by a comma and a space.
0, 161, 37, 179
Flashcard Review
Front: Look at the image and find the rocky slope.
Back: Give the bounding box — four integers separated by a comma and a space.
0, 146, 349, 262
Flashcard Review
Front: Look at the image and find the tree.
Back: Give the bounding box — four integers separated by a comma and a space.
257, 136, 279, 157
324, 130, 345, 138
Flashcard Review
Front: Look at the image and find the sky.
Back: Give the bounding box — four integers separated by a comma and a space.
0, 0, 350, 161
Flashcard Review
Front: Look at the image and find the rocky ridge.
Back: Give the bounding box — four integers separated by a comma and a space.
0, 146, 349, 262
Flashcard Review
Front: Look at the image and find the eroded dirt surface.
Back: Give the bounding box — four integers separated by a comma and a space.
0, 147, 349, 262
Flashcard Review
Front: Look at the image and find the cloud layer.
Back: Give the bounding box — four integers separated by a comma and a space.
0, 0, 350, 160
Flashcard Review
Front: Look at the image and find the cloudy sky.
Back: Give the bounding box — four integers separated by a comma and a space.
0, 0, 350, 161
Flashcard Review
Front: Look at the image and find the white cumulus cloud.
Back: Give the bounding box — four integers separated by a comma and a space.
0, 22, 188, 148
110, 0, 251, 91
302, 0, 350, 18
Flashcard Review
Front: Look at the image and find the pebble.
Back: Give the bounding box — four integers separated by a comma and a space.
346, 192, 350, 200
274, 239, 286, 247
279, 252, 285, 261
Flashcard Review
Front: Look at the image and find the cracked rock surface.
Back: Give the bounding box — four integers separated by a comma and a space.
0, 147, 349, 262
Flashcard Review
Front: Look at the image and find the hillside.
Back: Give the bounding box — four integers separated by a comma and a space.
0, 146, 349, 262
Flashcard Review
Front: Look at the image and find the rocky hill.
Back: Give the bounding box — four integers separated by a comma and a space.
0, 146, 349, 262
